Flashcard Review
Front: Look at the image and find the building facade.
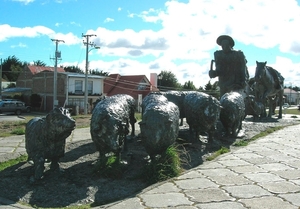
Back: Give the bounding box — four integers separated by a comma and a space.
17, 65, 107, 112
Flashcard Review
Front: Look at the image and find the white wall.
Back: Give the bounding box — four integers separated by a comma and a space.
68, 77, 104, 94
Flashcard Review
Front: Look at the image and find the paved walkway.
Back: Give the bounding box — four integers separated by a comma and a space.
1, 117, 300, 208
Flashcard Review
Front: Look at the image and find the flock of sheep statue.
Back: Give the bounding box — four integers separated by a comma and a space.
24, 83, 279, 182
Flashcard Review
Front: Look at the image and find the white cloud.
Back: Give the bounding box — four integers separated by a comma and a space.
50, 32, 82, 45
55, 23, 63, 27
0, 24, 54, 41
70, 21, 81, 27
11, 0, 34, 5
0, 24, 81, 46
104, 18, 114, 23
11, 42, 27, 48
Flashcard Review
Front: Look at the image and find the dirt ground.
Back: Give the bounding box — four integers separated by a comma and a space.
0, 114, 299, 208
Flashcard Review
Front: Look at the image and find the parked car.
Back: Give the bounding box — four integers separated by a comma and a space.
283, 103, 289, 108
0, 100, 31, 115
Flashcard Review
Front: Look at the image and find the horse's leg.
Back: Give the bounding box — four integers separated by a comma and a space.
278, 90, 283, 119
268, 96, 273, 118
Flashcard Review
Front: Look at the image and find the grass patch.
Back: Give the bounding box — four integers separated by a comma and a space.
141, 145, 183, 185
206, 147, 230, 161
134, 112, 142, 121
11, 127, 25, 135
234, 126, 286, 147
93, 155, 126, 179
276, 108, 300, 115
0, 119, 31, 137
233, 140, 249, 147
0, 154, 27, 171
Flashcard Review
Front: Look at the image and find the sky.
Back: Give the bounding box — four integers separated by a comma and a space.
1, 0, 300, 89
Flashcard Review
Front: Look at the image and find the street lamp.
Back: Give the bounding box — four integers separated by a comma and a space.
83, 33, 100, 114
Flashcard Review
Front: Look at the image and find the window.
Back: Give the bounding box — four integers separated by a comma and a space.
88, 81, 93, 94
75, 80, 83, 94
137, 79, 148, 90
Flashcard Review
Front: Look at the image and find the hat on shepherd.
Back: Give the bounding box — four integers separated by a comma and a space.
216, 35, 235, 47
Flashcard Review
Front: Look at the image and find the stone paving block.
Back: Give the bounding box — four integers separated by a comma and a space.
280, 148, 300, 158
272, 169, 300, 180
291, 179, 300, 186
242, 157, 276, 164
223, 185, 271, 198
243, 172, 284, 182
218, 159, 251, 167
0, 147, 15, 153
208, 175, 251, 186
185, 188, 235, 203
257, 162, 294, 171
196, 201, 246, 209
146, 182, 181, 194
105, 197, 145, 209
197, 161, 224, 169
174, 178, 218, 190
140, 193, 192, 208
15, 147, 26, 153
239, 196, 298, 209
199, 168, 238, 177
259, 181, 300, 193
217, 154, 240, 161
232, 148, 253, 154
245, 145, 273, 153
232, 152, 263, 160
285, 160, 300, 169
268, 154, 295, 162
279, 193, 300, 207
176, 170, 204, 180
230, 165, 265, 174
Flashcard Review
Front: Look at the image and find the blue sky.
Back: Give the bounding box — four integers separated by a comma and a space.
1, 0, 300, 88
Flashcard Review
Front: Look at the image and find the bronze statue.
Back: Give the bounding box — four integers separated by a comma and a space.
25, 107, 76, 182
254, 61, 284, 118
209, 35, 249, 97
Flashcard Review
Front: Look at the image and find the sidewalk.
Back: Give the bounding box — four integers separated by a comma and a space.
1, 119, 300, 208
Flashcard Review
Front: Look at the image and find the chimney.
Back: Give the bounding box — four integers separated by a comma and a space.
150, 73, 158, 88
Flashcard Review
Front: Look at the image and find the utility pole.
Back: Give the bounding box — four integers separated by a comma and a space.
51, 39, 64, 109
0, 58, 2, 101
82, 33, 98, 115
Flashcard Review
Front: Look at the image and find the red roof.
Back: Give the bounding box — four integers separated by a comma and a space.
27, 65, 65, 75
104, 74, 158, 98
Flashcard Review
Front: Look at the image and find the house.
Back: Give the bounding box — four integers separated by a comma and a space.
104, 73, 159, 112
16, 65, 107, 112
284, 88, 300, 105
1, 78, 16, 90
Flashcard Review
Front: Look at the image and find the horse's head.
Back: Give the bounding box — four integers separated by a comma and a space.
255, 61, 267, 82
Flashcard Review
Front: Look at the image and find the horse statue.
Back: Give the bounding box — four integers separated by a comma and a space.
254, 61, 284, 119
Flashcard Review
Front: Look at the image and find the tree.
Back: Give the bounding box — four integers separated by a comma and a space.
33, 60, 46, 66
182, 80, 196, 90
158, 70, 181, 91
204, 80, 213, 90
2, 56, 24, 82
89, 69, 110, 76
204, 80, 220, 99
63, 65, 84, 74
